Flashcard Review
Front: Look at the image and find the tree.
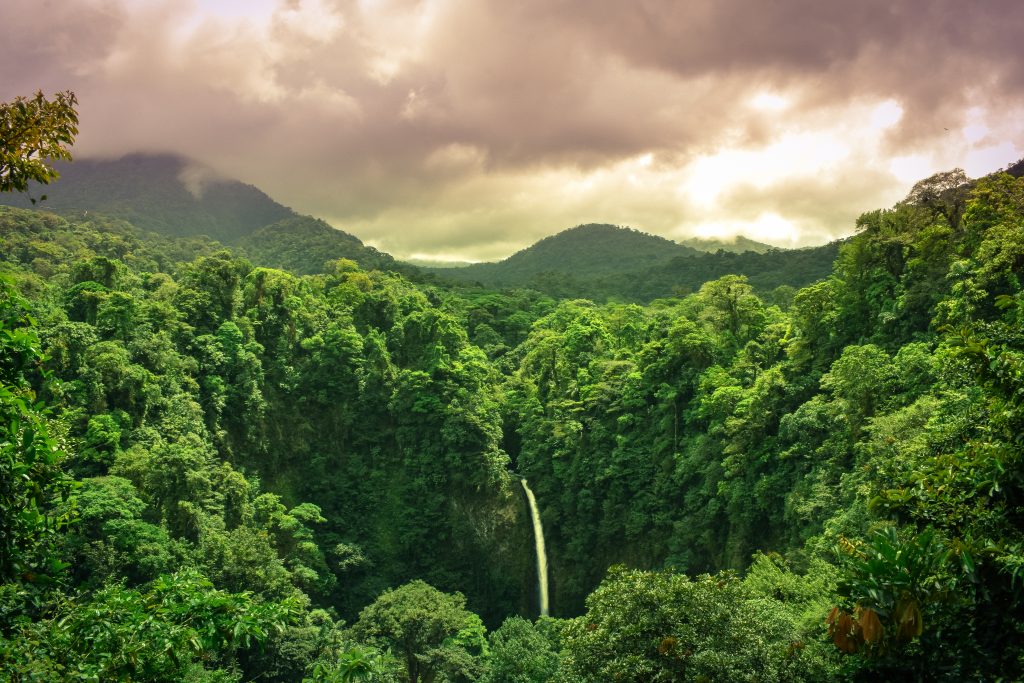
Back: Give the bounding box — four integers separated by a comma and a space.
902, 168, 970, 232
819, 344, 897, 436
353, 581, 487, 683
828, 527, 951, 660
0, 91, 78, 198
480, 616, 559, 683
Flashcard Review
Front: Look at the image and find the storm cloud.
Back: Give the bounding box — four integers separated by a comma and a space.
2, 0, 1022, 260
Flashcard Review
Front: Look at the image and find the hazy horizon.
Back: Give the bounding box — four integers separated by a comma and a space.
3, 0, 1023, 261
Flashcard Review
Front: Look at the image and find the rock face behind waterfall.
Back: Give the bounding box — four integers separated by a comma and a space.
443, 482, 535, 626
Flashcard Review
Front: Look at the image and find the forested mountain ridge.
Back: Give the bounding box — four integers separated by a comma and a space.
0, 153, 294, 242
427, 224, 703, 280
1, 155, 831, 299
426, 223, 836, 301
0, 153, 402, 275
1, 163, 1023, 681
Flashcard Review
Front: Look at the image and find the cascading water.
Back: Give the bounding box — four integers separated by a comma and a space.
520, 478, 549, 617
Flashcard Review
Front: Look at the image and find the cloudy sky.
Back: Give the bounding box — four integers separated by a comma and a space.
2, 0, 1023, 261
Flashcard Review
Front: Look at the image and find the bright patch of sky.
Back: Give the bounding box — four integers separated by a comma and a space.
749, 92, 790, 111
694, 212, 800, 245
683, 130, 852, 207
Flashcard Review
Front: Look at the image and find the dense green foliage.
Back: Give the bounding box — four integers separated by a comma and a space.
1, 161, 1023, 681
558, 563, 835, 682
354, 580, 487, 683
0, 275, 75, 584
236, 216, 398, 276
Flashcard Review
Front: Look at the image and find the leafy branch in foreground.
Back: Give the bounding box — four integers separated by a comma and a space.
0, 90, 78, 200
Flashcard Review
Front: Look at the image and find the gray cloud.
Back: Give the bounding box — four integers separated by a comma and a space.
1, 0, 1022, 260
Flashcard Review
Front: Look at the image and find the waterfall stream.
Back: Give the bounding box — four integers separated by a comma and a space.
520, 478, 549, 617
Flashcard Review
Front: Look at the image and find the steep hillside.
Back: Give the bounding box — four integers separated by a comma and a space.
0, 153, 294, 242
236, 215, 398, 275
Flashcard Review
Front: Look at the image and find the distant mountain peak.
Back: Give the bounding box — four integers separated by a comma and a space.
421, 223, 702, 288
0, 152, 402, 274
537, 222, 675, 241
493, 223, 700, 273
0, 152, 294, 243
422, 222, 835, 301
679, 235, 779, 254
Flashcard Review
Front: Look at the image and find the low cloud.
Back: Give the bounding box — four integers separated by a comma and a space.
1, 0, 1022, 260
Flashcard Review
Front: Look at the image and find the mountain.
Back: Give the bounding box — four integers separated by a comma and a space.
426, 223, 836, 300
403, 257, 475, 268
0, 153, 403, 274
0, 157, 830, 293
0, 153, 295, 243
427, 224, 702, 283
679, 235, 777, 254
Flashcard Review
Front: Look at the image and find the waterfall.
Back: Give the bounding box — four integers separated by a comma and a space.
520, 478, 549, 617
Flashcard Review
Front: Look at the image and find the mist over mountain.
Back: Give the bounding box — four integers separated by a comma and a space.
0, 154, 405, 274
0, 153, 294, 243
